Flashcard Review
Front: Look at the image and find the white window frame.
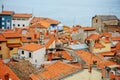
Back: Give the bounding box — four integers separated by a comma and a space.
2, 22, 5, 25
2, 17, 5, 21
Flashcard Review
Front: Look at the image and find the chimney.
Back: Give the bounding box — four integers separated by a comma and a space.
34, 33, 37, 39
4, 73, 9, 80
48, 53, 52, 61
89, 39, 94, 53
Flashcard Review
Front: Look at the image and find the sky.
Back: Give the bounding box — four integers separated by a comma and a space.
0, 0, 120, 26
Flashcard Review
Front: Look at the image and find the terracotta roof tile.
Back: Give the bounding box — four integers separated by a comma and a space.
30, 22, 50, 28
98, 61, 116, 68
7, 43, 22, 48
98, 52, 115, 58
39, 17, 60, 25
30, 17, 60, 25
63, 25, 71, 31
101, 38, 110, 43
75, 50, 101, 65
0, 10, 14, 15
33, 61, 81, 80
112, 36, 120, 41
0, 59, 20, 80
2, 31, 21, 38
101, 32, 112, 37
116, 42, 120, 50
45, 36, 55, 49
0, 34, 7, 42
19, 44, 44, 51
30, 74, 39, 80
94, 42, 105, 48
53, 51, 73, 60
13, 13, 32, 18
82, 27, 96, 31
86, 34, 100, 41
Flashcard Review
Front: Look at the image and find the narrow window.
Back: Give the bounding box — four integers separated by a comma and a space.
29, 52, 31, 58
0, 47, 1, 50
22, 51, 24, 54
96, 19, 98, 23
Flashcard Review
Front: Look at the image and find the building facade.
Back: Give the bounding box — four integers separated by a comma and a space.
0, 11, 14, 29
12, 13, 32, 28
92, 15, 119, 33
18, 44, 46, 66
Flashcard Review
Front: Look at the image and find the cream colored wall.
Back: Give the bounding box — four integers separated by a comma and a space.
10, 48, 18, 57
0, 42, 10, 59
93, 40, 111, 53
7, 38, 22, 58
100, 40, 111, 51
62, 69, 102, 80
93, 47, 105, 53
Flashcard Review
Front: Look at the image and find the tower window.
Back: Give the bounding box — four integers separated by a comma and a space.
96, 19, 98, 23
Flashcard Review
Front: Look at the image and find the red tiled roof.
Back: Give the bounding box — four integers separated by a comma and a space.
30, 22, 50, 28
30, 17, 60, 25
0, 60, 20, 80
101, 32, 112, 37
101, 37, 110, 43
82, 27, 96, 31
75, 50, 101, 65
45, 35, 55, 49
94, 42, 105, 48
32, 61, 81, 80
19, 44, 44, 51
0, 34, 7, 42
30, 74, 39, 80
116, 42, 120, 50
53, 51, 73, 60
112, 36, 120, 41
2, 31, 21, 38
0, 10, 14, 15
13, 13, 32, 18
86, 34, 100, 41
98, 61, 116, 68
98, 52, 115, 58
7, 43, 22, 48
